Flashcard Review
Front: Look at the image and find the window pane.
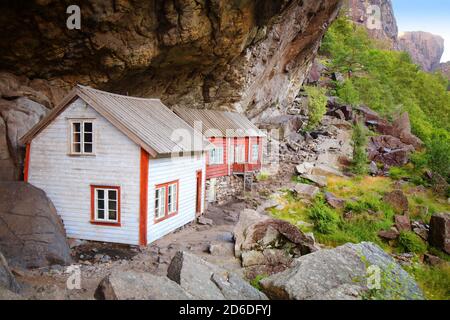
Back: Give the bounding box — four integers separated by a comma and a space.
252, 144, 258, 161
73, 132, 81, 143
108, 210, 117, 221
84, 122, 92, 132
108, 200, 116, 211
97, 190, 104, 199
168, 185, 173, 212
169, 184, 177, 212
108, 190, 116, 200
160, 188, 166, 216
73, 122, 81, 132
73, 143, 81, 153
84, 143, 93, 153
97, 209, 105, 220
97, 199, 104, 209
168, 193, 172, 208
84, 132, 92, 143
155, 188, 165, 218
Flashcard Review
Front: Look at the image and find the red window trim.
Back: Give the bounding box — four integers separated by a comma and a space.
90, 185, 121, 227
154, 180, 179, 224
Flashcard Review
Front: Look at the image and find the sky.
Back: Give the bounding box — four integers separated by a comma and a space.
392, 0, 450, 62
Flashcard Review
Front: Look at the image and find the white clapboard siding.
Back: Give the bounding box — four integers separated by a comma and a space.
28, 98, 141, 245
147, 154, 206, 243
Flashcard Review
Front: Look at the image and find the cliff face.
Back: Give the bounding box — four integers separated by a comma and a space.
0, 0, 342, 180
0, 0, 341, 118
398, 32, 445, 72
346, 0, 398, 48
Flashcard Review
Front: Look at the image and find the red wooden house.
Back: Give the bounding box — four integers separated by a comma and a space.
173, 107, 265, 202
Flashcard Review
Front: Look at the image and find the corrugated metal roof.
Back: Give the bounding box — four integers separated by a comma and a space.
21, 85, 212, 156
172, 107, 266, 138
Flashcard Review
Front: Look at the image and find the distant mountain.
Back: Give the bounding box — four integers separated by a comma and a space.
398, 31, 445, 72
346, 0, 399, 48
346, 0, 446, 73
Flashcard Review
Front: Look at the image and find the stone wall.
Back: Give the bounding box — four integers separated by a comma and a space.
206, 175, 245, 205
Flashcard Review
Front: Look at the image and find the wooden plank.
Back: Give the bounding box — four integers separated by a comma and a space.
139, 148, 150, 246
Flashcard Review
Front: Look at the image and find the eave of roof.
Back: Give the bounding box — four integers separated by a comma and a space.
172, 107, 266, 138
20, 86, 213, 156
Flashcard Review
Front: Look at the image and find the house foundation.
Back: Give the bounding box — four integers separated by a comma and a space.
206, 175, 245, 205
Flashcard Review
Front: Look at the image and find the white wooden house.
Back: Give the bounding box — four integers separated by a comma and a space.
20, 86, 211, 246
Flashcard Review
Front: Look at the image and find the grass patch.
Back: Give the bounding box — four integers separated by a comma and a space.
269, 191, 311, 232
256, 172, 270, 181
291, 175, 314, 185
408, 191, 450, 223
326, 176, 391, 199
315, 214, 393, 249
405, 263, 450, 300
307, 198, 340, 234
398, 232, 427, 255
250, 274, 268, 291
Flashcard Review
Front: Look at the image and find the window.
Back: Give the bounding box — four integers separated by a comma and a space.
228, 141, 234, 164
168, 184, 177, 213
155, 187, 166, 220
235, 145, 245, 164
154, 180, 179, 222
91, 186, 120, 225
70, 120, 93, 154
209, 147, 224, 165
251, 144, 259, 162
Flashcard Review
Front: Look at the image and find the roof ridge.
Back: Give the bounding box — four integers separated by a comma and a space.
173, 105, 243, 116
76, 84, 162, 102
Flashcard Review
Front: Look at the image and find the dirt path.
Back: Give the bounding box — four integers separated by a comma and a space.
14, 200, 255, 299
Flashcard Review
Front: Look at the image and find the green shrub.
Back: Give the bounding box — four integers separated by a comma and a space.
344, 194, 392, 216
388, 167, 409, 180
427, 131, 450, 182
351, 122, 369, 175
398, 231, 427, 255
304, 86, 328, 131
336, 79, 360, 106
307, 199, 340, 234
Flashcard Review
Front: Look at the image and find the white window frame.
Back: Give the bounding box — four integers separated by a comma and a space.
168, 183, 177, 214
209, 146, 224, 165
155, 187, 166, 220
251, 143, 259, 163
228, 139, 234, 164
70, 120, 94, 155
94, 187, 119, 223
235, 145, 245, 164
